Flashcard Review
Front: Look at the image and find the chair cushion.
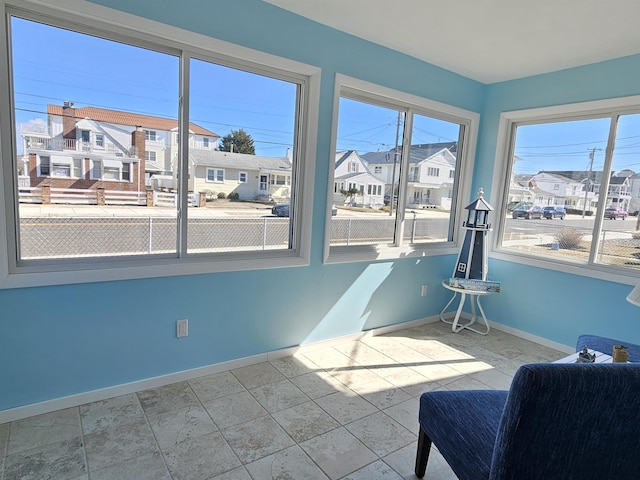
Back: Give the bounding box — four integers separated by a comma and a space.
419, 390, 508, 480
576, 334, 640, 362
490, 363, 640, 479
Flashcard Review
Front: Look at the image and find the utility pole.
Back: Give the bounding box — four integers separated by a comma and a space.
582, 148, 600, 218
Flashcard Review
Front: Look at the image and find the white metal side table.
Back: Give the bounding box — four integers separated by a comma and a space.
439, 280, 495, 335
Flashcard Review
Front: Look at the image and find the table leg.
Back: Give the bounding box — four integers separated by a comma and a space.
439, 291, 490, 335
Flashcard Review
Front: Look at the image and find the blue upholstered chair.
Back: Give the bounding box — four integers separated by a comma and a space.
576, 333, 640, 362
415, 363, 640, 479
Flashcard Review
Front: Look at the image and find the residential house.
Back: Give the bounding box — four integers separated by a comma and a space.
19, 102, 219, 200
363, 142, 458, 208
333, 150, 385, 207
189, 149, 292, 202
607, 174, 632, 210
530, 172, 596, 211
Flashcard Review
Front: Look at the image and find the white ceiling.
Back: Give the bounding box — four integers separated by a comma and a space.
265, 0, 640, 84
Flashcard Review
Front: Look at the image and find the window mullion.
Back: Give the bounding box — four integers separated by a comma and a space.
394, 110, 412, 246
589, 115, 619, 264
177, 52, 191, 256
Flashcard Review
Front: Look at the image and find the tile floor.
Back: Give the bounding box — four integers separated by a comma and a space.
0, 321, 565, 480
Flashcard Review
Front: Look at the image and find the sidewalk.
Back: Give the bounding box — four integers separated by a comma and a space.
18, 202, 274, 218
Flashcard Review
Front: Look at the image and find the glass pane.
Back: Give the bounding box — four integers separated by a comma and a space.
597, 114, 640, 269
500, 118, 611, 263
330, 97, 404, 246
187, 58, 298, 253
12, 17, 179, 260
402, 113, 462, 244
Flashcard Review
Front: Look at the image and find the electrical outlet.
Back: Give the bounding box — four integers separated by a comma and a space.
176, 319, 188, 338
421, 284, 428, 296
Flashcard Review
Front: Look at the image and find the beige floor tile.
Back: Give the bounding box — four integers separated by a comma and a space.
89, 451, 170, 480
137, 382, 201, 417
147, 405, 217, 450
202, 390, 267, 430
249, 379, 309, 413
4, 437, 86, 480
270, 354, 321, 378
345, 411, 416, 457
83, 416, 158, 472
231, 362, 287, 389
315, 391, 378, 425
245, 445, 329, 479
289, 370, 350, 399
188, 371, 245, 402
356, 381, 413, 410
7, 408, 81, 455
3, 323, 545, 480
221, 415, 295, 464
162, 431, 240, 480
383, 397, 421, 434
210, 466, 252, 480
300, 427, 377, 480
80, 393, 143, 435
302, 347, 362, 372
470, 368, 514, 390
341, 459, 403, 479
384, 442, 458, 480
271, 401, 340, 443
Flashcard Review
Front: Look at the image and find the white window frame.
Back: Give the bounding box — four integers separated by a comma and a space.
145, 129, 157, 141
0, 0, 319, 288
122, 162, 131, 182
72, 158, 83, 178
38, 155, 50, 176
206, 168, 224, 183
91, 159, 102, 180
238, 171, 247, 183
95, 133, 104, 147
490, 95, 640, 284
145, 151, 156, 163
51, 162, 71, 177
324, 74, 477, 264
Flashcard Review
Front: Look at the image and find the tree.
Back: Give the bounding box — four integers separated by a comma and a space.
218, 129, 255, 155
340, 186, 360, 206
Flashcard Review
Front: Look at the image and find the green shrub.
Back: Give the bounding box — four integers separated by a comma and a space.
217, 192, 226, 199
227, 192, 240, 200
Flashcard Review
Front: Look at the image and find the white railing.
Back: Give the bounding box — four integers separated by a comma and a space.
23, 137, 138, 157
153, 190, 199, 207
17, 186, 42, 204
50, 187, 97, 205
104, 190, 147, 206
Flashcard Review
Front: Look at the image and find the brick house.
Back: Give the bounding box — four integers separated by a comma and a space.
19, 102, 218, 203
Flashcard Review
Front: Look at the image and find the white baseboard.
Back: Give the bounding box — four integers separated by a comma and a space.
0, 315, 440, 424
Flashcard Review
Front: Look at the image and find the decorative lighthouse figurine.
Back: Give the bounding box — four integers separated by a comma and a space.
454, 188, 493, 281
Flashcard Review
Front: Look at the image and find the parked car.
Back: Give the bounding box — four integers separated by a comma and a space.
543, 206, 566, 220
271, 204, 290, 217
604, 207, 628, 220
272, 204, 338, 217
511, 204, 544, 219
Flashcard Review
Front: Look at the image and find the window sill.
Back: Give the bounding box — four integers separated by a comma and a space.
324, 242, 459, 264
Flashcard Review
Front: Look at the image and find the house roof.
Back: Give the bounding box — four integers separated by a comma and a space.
48, 104, 218, 137
335, 171, 384, 183
189, 149, 291, 171
361, 142, 457, 165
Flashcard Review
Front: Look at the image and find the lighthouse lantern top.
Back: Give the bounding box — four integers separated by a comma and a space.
464, 188, 493, 228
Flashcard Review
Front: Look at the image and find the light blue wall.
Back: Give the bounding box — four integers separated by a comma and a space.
0, 0, 483, 411
2, 0, 639, 413
476, 56, 640, 348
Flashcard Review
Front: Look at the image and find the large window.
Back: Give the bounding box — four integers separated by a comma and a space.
325, 76, 477, 260
0, 2, 317, 287
495, 99, 640, 276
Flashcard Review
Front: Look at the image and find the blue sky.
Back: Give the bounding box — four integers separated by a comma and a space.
11, 15, 640, 174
